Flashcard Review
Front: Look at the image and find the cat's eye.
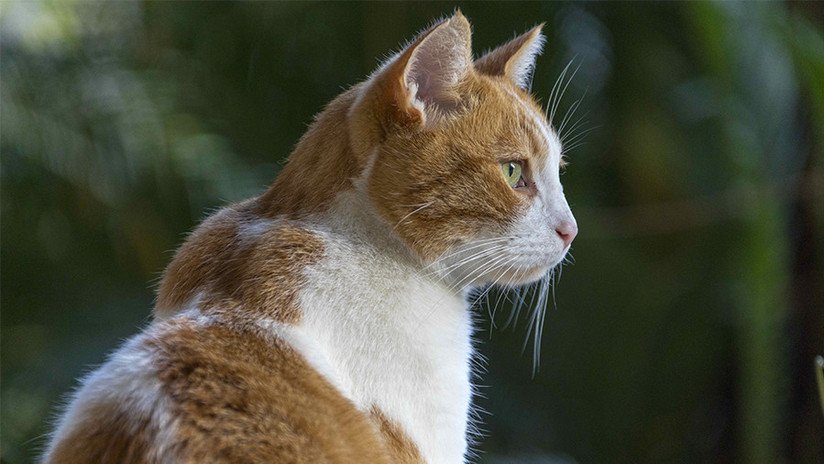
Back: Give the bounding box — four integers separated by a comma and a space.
501, 161, 526, 188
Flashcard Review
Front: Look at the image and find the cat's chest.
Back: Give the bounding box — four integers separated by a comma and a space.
288, 233, 474, 463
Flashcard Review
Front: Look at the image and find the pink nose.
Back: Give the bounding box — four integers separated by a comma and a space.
555, 220, 578, 248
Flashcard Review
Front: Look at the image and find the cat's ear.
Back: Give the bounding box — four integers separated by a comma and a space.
379, 12, 473, 125
475, 24, 545, 91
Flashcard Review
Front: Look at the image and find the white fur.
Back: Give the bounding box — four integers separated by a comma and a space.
237, 216, 274, 241
287, 188, 473, 464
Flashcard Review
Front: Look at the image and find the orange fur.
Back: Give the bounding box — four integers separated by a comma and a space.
156, 202, 323, 322
257, 90, 366, 219
47, 402, 153, 464
366, 76, 552, 260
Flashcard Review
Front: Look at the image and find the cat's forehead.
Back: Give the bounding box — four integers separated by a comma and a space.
471, 76, 561, 164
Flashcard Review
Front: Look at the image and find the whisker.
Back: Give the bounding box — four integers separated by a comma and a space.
451, 251, 513, 293
561, 125, 599, 151
532, 272, 553, 376
557, 88, 588, 137
559, 114, 593, 145
392, 201, 433, 231
550, 61, 580, 127
547, 58, 576, 124
503, 269, 529, 329
424, 237, 513, 270
427, 238, 512, 268
434, 245, 511, 282
486, 258, 521, 329
477, 256, 520, 335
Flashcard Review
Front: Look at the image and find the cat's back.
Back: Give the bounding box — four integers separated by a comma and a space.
44, 313, 398, 464
43, 206, 420, 464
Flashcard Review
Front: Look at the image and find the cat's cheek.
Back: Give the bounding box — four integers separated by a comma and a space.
507, 199, 566, 268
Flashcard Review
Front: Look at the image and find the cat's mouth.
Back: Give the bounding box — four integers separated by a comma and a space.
430, 238, 570, 289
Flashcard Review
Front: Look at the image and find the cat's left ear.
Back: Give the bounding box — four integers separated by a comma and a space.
475, 24, 545, 91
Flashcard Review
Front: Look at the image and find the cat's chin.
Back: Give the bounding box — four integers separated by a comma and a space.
466, 264, 550, 289
456, 254, 568, 289
492, 254, 570, 287
499, 265, 551, 287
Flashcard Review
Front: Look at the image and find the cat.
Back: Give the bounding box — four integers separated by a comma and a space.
43, 12, 577, 464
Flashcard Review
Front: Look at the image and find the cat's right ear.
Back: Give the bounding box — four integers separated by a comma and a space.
376, 13, 473, 126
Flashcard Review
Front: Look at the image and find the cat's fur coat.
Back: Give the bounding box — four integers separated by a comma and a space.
43, 13, 577, 464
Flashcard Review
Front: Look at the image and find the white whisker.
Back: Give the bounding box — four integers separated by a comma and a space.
547, 58, 576, 124
392, 201, 433, 231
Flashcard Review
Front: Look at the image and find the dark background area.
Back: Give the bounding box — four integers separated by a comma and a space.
2, 2, 822, 463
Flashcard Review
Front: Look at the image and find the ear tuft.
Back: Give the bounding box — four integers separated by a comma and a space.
475, 24, 546, 91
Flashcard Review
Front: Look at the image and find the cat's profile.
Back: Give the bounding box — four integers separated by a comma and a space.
43, 12, 577, 464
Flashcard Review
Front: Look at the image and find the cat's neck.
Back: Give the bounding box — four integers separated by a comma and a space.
256, 81, 385, 219
314, 181, 478, 301
315, 186, 418, 262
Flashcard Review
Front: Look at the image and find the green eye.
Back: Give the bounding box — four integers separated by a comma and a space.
501, 161, 523, 188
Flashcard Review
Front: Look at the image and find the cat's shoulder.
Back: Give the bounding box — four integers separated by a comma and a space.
155, 201, 327, 320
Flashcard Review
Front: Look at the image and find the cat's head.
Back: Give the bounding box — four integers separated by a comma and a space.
350, 12, 577, 289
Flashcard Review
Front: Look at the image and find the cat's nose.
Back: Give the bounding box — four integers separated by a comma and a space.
555, 220, 578, 248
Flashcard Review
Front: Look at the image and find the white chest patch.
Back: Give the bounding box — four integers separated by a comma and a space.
266, 192, 475, 464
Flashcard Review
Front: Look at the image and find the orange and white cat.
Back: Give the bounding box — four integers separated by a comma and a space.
43, 13, 577, 464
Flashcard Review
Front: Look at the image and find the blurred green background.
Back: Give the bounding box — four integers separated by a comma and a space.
2, 1, 822, 463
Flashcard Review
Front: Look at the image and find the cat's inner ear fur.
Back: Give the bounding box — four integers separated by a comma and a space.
382, 13, 472, 125
475, 24, 546, 91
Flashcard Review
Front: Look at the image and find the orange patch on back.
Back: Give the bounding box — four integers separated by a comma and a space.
156, 202, 323, 321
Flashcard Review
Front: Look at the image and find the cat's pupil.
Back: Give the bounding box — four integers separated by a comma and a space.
508, 163, 515, 176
